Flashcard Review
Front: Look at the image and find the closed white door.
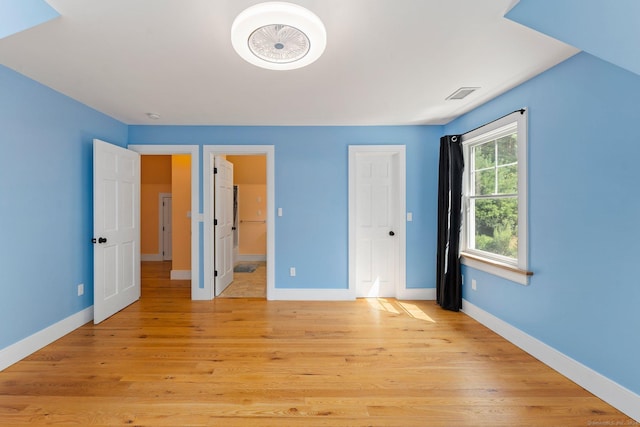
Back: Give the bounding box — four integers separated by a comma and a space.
350, 147, 405, 298
161, 195, 172, 260
214, 157, 234, 296
93, 139, 140, 323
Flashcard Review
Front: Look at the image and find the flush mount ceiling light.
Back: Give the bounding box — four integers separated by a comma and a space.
231, 2, 326, 70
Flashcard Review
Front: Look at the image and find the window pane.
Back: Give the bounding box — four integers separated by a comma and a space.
497, 164, 517, 194
474, 141, 495, 170
474, 169, 495, 195
473, 198, 518, 258
497, 134, 517, 165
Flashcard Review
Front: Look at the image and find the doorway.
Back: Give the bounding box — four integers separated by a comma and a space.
129, 145, 203, 299
203, 146, 275, 300
139, 154, 191, 281
349, 145, 406, 298
218, 154, 268, 298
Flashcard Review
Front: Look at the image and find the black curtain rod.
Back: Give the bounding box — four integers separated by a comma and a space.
461, 108, 526, 137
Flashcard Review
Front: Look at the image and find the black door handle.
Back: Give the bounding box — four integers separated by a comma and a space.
389, 231, 395, 236
92, 237, 108, 244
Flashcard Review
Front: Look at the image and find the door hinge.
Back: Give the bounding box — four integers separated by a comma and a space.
214, 270, 218, 277
214, 219, 218, 226
214, 167, 218, 174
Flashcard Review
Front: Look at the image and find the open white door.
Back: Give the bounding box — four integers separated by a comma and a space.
214, 156, 234, 296
93, 139, 140, 323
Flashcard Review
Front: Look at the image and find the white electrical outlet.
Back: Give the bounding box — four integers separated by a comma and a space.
471, 279, 477, 291
290, 267, 296, 277
77, 283, 84, 296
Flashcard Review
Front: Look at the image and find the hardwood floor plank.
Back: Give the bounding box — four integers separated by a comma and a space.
0, 261, 634, 426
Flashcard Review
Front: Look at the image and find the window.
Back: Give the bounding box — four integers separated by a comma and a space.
461, 109, 531, 284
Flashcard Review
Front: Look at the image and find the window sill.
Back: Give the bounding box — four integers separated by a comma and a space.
460, 252, 533, 286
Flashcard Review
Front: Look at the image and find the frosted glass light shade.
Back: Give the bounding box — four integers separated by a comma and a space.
231, 2, 326, 70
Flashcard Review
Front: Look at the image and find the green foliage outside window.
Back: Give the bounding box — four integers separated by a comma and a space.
471, 134, 518, 258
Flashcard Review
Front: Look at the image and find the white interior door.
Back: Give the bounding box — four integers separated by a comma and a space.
350, 147, 405, 298
161, 195, 172, 260
93, 139, 140, 323
214, 156, 234, 296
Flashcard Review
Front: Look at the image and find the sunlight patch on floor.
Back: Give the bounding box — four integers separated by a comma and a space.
366, 298, 436, 323
398, 301, 436, 323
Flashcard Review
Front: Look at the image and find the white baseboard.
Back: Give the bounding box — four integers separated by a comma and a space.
237, 254, 267, 262
397, 287, 436, 300
266, 287, 436, 302
0, 306, 93, 372
170, 270, 191, 280
268, 287, 355, 301
462, 299, 640, 422
141, 253, 163, 261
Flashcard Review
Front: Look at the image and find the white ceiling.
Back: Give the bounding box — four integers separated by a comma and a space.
0, 0, 578, 126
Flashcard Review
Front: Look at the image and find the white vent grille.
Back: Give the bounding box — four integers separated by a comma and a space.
446, 87, 479, 100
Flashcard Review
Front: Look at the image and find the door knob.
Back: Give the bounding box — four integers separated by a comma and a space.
389, 231, 395, 236
93, 237, 108, 244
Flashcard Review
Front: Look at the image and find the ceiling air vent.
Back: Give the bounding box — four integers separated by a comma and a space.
446, 87, 479, 100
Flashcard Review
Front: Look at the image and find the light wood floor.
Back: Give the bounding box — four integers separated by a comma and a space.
0, 262, 634, 426
219, 261, 266, 298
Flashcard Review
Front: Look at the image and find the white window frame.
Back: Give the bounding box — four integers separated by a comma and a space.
460, 109, 530, 285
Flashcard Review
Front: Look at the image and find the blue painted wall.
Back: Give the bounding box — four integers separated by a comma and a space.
0, 65, 127, 349
445, 52, 640, 395
128, 125, 442, 290
0, 0, 59, 39
507, 0, 640, 76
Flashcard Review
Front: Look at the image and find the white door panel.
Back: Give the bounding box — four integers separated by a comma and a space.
214, 157, 234, 296
93, 139, 140, 323
356, 153, 396, 297
351, 148, 405, 298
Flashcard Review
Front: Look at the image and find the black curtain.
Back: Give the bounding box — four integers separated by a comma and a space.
436, 135, 464, 311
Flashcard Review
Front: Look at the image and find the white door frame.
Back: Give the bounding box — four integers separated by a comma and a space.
348, 145, 406, 297
128, 145, 204, 299
159, 193, 172, 261
203, 145, 275, 300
